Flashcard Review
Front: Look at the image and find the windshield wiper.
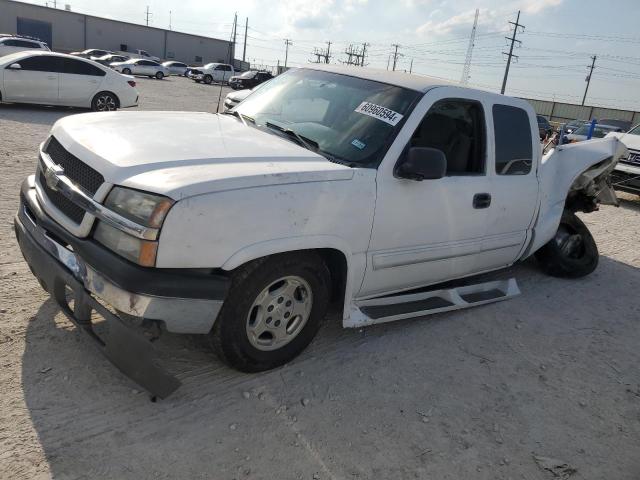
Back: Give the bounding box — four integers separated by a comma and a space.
222, 110, 253, 126
265, 121, 319, 152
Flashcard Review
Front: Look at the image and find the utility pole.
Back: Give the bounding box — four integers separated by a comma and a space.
325, 41, 331, 63
284, 38, 293, 68
242, 18, 248, 62
227, 13, 237, 64
169, 10, 172, 30
409, 58, 413, 74
461, 8, 479, 85
501, 10, 524, 94
391, 44, 401, 71
582, 55, 597, 106
145, 5, 152, 26
361, 42, 369, 66
386, 54, 390, 70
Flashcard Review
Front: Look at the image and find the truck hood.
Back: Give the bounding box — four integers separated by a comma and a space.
50, 111, 354, 199
607, 131, 640, 152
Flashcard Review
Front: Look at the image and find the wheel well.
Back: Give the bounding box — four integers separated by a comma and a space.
93, 91, 120, 108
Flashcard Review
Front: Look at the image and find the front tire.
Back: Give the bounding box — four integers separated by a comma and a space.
535, 210, 598, 278
203, 74, 213, 85
210, 253, 330, 372
122, 68, 131, 75
155, 71, 164, 80
91, 92, 118, 111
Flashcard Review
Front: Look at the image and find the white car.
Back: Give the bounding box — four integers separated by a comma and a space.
188, 62, 234, 84
0, 51, 138, 111
0, 35, 50, 57
111, 58, 170, 79
69, 48, 112, 59
223, 87, 253, 111
162, 61, 188, 76
607, 124, 640, 195
14, 65, 626, 397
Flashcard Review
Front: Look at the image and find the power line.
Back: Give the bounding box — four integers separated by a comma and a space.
501, 10, 525, 94
461, 8, 479, 85
582, 55, 597, 106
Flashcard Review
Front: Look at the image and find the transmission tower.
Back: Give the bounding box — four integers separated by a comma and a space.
460, 9, 479, 85
342, 44, 365, 66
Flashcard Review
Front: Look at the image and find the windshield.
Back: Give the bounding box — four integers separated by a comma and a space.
240, 71, 257, 78
628, 124, 640, 135
574, 124, 617, 138
234, 69, 420, 166
204, 63, 217, 69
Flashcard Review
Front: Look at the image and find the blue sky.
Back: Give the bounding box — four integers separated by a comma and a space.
22, 0, 640, 110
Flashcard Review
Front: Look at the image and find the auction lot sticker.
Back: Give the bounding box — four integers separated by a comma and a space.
355, 102, 404, 126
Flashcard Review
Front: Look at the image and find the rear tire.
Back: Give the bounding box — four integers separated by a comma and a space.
91, 92, 118, 112
535, 210, 598, 278
209, 253, 330, 372
122, 68, 131, 75
204, 74, 213, 85
155, 71, 164, 80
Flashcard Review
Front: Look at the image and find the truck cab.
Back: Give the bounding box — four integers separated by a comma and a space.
14, 65, 626, 396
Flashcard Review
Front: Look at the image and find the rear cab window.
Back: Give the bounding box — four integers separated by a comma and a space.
493, 104, 533, 175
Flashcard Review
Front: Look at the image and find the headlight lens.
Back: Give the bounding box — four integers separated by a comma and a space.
104, 186, 174, 228
94, 221, 158, 267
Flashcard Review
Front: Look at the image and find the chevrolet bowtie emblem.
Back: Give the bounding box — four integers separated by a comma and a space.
44, 164, 64, 191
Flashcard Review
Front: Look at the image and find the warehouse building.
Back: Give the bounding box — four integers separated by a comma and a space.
0, 0, 234, 65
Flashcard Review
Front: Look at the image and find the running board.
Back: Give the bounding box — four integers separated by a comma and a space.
345, 278, 520, 328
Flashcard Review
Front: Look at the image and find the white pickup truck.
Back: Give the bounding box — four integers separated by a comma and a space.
14, 65, 626, 397
607, 124, 640, 195
187, 62, 235, 84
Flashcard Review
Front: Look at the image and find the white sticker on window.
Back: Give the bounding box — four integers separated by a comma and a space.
354, 102, 403, 126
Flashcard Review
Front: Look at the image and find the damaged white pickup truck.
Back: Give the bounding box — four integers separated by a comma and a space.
15, 65, 626, 397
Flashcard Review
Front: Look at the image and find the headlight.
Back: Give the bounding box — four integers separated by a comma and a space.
93, 187, 174, 266
94, 221, 158, 266
104, 186, 173, 228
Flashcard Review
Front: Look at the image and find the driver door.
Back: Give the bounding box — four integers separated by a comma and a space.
3, 55, 60, 104
360, 88, 493, 297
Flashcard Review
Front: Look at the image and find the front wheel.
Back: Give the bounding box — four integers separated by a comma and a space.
155, 71, 164, 80
122, 68, 131, 75
203, 74, 213, 85
209, 253, 330, 372
91, 92, 118, 111
535, 210, 598, 278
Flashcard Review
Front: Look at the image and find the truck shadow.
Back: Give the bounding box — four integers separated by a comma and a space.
18, 255, 640, 478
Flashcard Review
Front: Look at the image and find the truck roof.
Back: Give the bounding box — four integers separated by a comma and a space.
302, 63, 456, 93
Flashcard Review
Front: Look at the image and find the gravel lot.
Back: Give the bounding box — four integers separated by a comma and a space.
1, 76, 640, 480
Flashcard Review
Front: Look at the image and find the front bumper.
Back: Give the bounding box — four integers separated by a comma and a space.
14, 176, 230, 396
612, 163, 640, 195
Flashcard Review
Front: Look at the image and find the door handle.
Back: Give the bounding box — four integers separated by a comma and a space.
473, 193, 491, 209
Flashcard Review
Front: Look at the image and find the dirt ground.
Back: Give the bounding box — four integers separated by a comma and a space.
1, 76, 639, 480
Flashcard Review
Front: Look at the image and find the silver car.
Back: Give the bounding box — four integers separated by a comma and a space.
110, 58, 170, 79
565, 123, 623, 143
162, 61, 189, 76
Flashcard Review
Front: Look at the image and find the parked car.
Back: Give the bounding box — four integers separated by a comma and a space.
162, 61, 189, 76
70, 48, 113, 59
607, 123, 640, 195
110, 58, 169, 79
229, 70, 273, 90
117, 49, 160, 62
188, 62, 234, 84
223, 82, 269, 111
91, 54, 129, 66
599, 118, 632, 132
560, 119, 587, 135
0, 34, 50, 57
565, 123, 623, 143
536, 115, 553, 140
13, 65, 626, 397
0, 51, 138, 110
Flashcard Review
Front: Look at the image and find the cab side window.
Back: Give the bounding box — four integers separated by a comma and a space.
493, 104, 532, 175
410, 99, 486, 175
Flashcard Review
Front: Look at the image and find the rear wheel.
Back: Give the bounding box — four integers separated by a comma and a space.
91, 92, 118, 111
535, 210, 598, 278
122, 68, 131, 75
204, 74, 213, 85
209, 253, 330, 372
155, 71, 164, 80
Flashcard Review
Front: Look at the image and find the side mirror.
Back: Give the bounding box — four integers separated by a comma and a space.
395, 147, 447, 181
8, 63, 21, 70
